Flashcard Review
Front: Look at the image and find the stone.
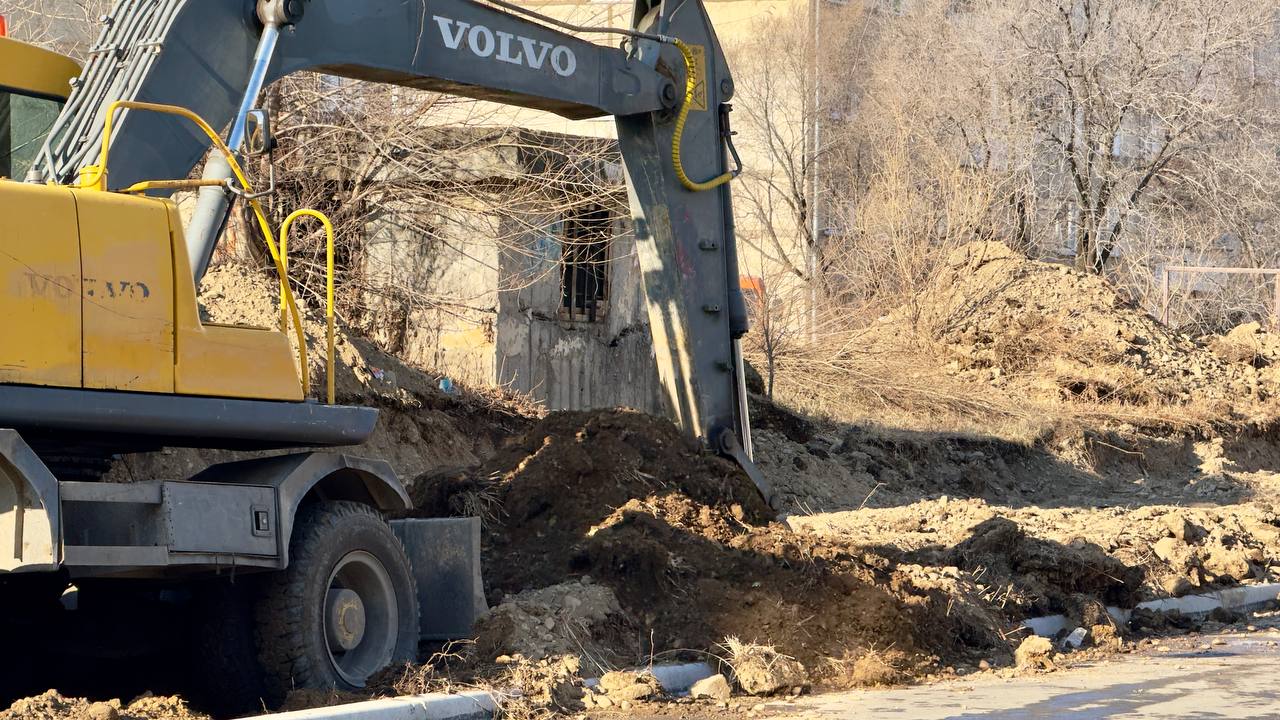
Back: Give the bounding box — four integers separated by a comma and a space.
1163, 514, 1201, 543
599, 670, 642, 693
1062, 627, 1088, 649
1153, 537, 1182, 565
690, 673, 732, 702
1203, 544, 1252, 582
85, 703, 119, 720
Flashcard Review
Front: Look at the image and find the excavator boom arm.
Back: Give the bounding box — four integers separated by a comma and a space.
32, 0, 771, 501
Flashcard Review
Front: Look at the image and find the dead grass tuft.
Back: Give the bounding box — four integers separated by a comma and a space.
720, 637, 808, 696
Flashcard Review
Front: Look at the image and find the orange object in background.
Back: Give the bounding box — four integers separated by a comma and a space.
0, 15, 8, 37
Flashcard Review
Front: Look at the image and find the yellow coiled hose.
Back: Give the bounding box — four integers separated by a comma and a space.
671, 38, 734, 192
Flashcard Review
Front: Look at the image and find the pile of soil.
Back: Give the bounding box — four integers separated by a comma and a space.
0, 692, 206, 720
473, 581, 633, 675
416, 409, 1010, 686
876, 241, 1276, 410
792, 499, 1280, 605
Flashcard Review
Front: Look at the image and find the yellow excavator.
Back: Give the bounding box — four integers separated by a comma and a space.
0, 0, 766, 711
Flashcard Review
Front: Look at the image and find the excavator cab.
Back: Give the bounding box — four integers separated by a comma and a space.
0, 35, 79, 180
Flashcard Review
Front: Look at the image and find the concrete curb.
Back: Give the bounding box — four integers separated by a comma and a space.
1024, 581, 1280, 638
243, 691, 496, 720
247, 662, 719, 719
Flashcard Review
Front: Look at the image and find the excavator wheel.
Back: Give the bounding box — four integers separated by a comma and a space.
188, 578, 271, 716
255, 501, 420, 703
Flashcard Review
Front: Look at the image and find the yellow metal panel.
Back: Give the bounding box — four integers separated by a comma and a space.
176, 323, 304, 401
0, 180, 81, 387
0, 37, 80, 100
168, 206, 303, 402
74, 190, 175, 393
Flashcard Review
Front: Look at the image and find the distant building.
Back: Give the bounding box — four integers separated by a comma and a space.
357, 126, 665, 413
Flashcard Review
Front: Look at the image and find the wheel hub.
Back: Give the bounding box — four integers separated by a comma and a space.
325, 588, 367, 652
323, 550, 399, 687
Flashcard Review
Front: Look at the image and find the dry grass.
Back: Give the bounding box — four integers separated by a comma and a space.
447, 473, 506, 528
821, 647, 908, 688
719, 637, 807, 695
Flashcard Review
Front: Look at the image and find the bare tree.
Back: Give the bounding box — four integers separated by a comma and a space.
3, 0, 107, 55
1003, 0, 1280, 273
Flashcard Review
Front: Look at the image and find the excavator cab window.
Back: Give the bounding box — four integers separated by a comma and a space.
0, 88, 61, 180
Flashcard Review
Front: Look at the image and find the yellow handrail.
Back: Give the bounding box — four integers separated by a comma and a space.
280, 209, 337, 406
78, 100, 311, 398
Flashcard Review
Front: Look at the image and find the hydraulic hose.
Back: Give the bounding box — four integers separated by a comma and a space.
671, 38, 734, 193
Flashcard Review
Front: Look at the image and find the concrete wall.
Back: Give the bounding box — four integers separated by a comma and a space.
362, 200, 501, 388
495, 214, 664, 414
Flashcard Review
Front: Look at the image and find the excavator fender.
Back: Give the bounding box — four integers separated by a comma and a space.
0, 430, 60, 573
189, 452, 410, 568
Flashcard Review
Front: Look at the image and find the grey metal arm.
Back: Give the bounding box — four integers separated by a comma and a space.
30, 0, 772, 502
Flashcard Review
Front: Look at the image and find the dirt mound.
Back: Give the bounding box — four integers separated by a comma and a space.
791, 497, 1280, 615
1, 692, 207, 720
473, 581, 633, 673
945, 516, 1141, 615
420, 409, 1009, 685
882, 241, 1271, 409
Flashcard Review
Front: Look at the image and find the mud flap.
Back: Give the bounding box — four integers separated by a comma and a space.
0, 430, 60, 573
391, 518, 487, 641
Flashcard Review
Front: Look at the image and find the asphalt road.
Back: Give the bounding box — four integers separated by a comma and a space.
768, 634, 1280, 719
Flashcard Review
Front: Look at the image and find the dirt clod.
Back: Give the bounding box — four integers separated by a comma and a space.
690, 674, 732, 701
1014, 636, 1055, 671
726, 640, 808, 696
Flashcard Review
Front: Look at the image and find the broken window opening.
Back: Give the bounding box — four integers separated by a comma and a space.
560, 204, 612, 322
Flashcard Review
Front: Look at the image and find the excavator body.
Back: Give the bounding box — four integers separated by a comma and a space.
0, 0, 766, 708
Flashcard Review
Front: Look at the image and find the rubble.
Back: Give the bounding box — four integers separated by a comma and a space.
0, 692, 208, 720
473, 582, 626, 666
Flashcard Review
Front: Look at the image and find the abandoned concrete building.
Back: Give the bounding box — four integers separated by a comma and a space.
355, 126, 665, 414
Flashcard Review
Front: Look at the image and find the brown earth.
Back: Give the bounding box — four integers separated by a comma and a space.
889, 241, 1280, 412
414, 409, 1010, 689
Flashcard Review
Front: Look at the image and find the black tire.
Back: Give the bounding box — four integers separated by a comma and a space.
255, 501, 419, 704
187, 578, 271, 717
